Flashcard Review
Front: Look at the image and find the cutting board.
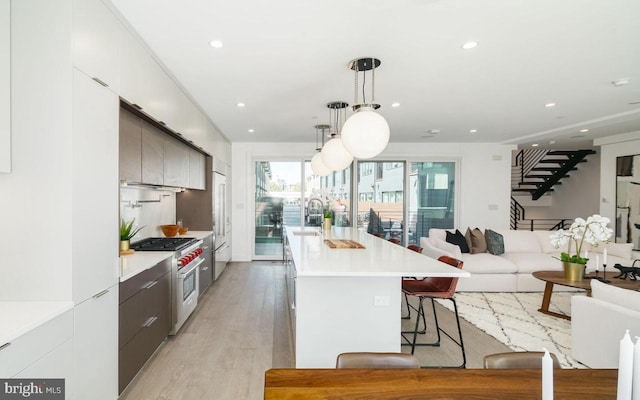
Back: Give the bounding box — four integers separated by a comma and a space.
323, 239, 365, 249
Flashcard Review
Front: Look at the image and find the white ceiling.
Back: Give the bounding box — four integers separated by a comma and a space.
109, 0, 640, 149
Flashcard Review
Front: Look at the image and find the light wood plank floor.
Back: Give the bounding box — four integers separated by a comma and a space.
120, 261, 509, 400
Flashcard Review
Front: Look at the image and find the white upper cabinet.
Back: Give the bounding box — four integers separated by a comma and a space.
72, 70, 119, 303
72, 0, 120, 92
118, 26, 153, 112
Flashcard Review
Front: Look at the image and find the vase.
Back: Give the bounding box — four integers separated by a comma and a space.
323, 217, 332, 232
120, 239, 130, 252
562, 261, 585, 281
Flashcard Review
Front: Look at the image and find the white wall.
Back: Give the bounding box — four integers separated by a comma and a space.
231, 142, 515, 261
596, 132, 640, 224
0, 0, 73, 301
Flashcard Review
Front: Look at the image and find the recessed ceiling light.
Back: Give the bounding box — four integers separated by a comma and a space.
248, 129, 255, 133
469, 129, 477, 133
579, 129, 589, 133
391, 102, 400, 108
612, 78, 630, 87
532, 143, 539, 147
545, 102, 556, 108
549, 140, 556, 145
461, 41, 479, 50
209, 40, 224, 48
426, 129, 440, 134
236, 102, 245, 108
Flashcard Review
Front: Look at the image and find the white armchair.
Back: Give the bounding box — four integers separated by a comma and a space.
571, 279, 640, 368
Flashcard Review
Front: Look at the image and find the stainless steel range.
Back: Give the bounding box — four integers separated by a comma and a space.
131, 237, 203, 334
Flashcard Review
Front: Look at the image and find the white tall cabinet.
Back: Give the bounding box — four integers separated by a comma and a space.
71, 70, 119, 400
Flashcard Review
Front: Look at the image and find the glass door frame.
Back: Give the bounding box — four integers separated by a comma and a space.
251, 156, 307, 260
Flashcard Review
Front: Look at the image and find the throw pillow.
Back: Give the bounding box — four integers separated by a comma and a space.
484, 229, 504, 255
446, 229, 470, 253
591, 279, 640, 313
466, 227, 488, 254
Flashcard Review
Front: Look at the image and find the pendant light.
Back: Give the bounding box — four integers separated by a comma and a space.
340, 57, 390, 159
321, 101, 353, 171
310, 124, 332, 176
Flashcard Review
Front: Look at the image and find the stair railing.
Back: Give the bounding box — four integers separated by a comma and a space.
514, 149, 549, 184
510, 196, 526, 229
510, 196, 571, 231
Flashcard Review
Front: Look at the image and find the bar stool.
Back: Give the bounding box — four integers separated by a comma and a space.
336, 352, 420, 369
401, 256, 466, 368
388, 238, 401, 245
484, 351, 561, 369
402, 244, 424, 319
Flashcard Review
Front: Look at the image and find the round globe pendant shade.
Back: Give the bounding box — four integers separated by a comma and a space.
321, 137, 353, 171
311, 152, 332, 176
341, 108, 390, 159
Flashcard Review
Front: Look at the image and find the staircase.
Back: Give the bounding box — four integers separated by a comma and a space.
512, 149, 596, 200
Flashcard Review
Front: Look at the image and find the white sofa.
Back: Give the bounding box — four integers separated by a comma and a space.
420, 228, 634, 292
572, 279, 640, 368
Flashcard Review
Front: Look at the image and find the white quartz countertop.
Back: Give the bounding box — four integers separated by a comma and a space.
183, 231, 213, 240
286, 227, 470, 278
119, 232, 212, 282
0, 301, 73, 345
120, 251, 173, 282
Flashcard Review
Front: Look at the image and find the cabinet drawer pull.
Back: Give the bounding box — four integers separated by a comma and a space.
144, 281, 158, 290
143, 316, 158, 328
0, 342, 11, 351
201, 266, 209, 271
91, 77, 108, 87
93, 289, 110, 299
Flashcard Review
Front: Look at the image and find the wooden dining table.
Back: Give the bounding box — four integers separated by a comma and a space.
264, 368, 618, 399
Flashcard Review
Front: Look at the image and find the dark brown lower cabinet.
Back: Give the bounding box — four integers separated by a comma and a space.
199, 234, 214, 297
119, 258, 172, 394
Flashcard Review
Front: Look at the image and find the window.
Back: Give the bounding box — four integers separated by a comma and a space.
376, 163, 383, 180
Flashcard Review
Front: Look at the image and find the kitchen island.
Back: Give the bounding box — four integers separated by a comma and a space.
285, 226, 470, 368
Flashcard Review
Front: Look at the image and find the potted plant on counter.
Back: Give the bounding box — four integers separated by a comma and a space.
120, 218, 144, 254
323, 206, 333, 232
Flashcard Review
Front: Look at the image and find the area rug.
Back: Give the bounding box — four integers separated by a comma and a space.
437, 292, 586, 368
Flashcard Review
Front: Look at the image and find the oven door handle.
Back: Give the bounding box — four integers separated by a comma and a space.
178, 257, 204, 278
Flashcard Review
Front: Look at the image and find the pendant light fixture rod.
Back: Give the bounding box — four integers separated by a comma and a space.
371, 57, 375, 103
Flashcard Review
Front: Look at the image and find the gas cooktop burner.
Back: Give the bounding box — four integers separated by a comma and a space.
130, 237, 197, 252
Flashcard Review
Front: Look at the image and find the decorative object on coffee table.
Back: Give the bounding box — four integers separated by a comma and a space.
549, 214, 613, 281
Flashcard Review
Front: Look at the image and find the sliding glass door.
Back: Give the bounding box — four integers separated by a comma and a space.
356, 161, 405, 243
355, 160, 457, 245
254, 160, 352, 259
408, 161, 456, 244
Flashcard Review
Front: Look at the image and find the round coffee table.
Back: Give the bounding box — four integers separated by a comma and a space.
532, 270, 640, 320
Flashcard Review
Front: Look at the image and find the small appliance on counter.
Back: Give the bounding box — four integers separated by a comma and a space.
130, 236, 203, 334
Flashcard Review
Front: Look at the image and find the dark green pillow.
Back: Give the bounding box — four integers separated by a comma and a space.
446, 229, 470, 253
484, 229, 504, 255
